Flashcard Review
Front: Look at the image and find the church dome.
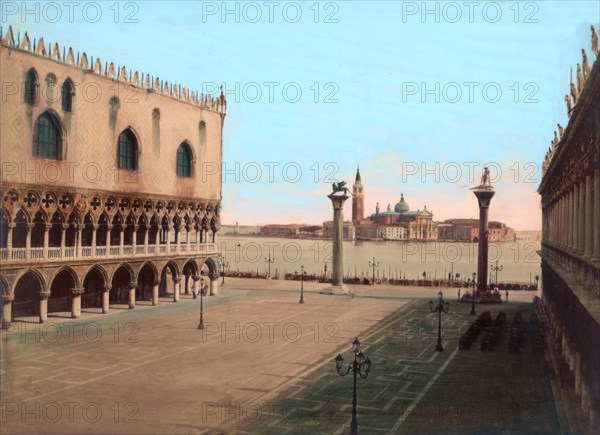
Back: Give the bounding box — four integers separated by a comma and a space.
394, 194, 410, 213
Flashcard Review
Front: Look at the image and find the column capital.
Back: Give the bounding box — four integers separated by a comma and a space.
152, 280, 161, 286
93, 224, 99, 230
192, 275, 201, 282
70, 288, 84, 296
44, 223, 52, 230
7, 222, 16, 229
39, 292, 50, 300
173, 277, 181, 284
103, 285, 112, 293
2, 295, 14, 303
62, 223, 70, 231
26, 222, 35, 230
128, 282, 137, 290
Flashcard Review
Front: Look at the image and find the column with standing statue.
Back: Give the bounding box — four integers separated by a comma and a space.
470, 167, 495, 295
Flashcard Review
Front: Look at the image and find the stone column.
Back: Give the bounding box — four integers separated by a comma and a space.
6, 223, 14, 258
192, 275, 200, 299
579, 179, 586, 255
119, 227, 125, 256
166, 224, 172, 252
144, 227, 149, 254
76, 224, 83, 258
573, 183, 579, 253
2, 295, 13, 329
43, 223, 51, 258
132, 225, 139, 252
25, 223, 33, 259
322, 193, 349, 294
91, 224, 98, 257
71, 288, 84, 319
567, 188, 573, 251
152, 280, 160, 306
128, 282, 136, 309
593, 167, 600, 263
102, 285, 111, 313
173, 277, 180, 302
106, 224, 113, 255
39, 292, 49, 323
585, 174, 593, 259
473, 187, 495, 292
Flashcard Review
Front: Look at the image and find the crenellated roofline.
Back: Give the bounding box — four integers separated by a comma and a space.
0, 25, 227, 115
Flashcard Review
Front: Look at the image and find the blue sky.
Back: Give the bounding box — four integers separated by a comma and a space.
3, 1, 599, 229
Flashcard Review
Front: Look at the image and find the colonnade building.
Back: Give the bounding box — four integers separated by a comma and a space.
538, 29, 599, 432
0, 27, 226, 327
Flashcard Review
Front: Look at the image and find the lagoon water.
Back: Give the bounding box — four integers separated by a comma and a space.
218, 235, 541, 284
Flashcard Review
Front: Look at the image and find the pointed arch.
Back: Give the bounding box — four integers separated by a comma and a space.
33, 110, 63, 160
176, 141, 193, 178
61, 78, 74, 112
117, 128, 138, 170
24, 67, 38, 105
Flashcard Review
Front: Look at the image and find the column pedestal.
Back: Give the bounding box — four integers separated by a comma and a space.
322, 193, 350, 295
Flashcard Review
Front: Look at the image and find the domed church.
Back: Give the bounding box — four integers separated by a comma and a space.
351, 168, 437, 240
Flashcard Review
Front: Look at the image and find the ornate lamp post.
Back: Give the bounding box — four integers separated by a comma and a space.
470, 272, 477, 315
429, 291, 450, 351
422, 271, 427, 281
299, 265, 306, 304
265, 253, 275, 279
335, 338, 371, 435
535, 275, 540, 289
197, 276, 208, 330
490, 260, 503, 287
324, 263, 328, 280
218, 255, 229, 285
368, 257, 380, 285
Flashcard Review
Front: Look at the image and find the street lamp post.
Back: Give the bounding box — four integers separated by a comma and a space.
218, 256, 229, 285
265, 253, 275, 279
197, 276, 208, 330
299, 265, 306, 304
470, 272, 477, 315
335, 338, 371, 435
324, 263, 328, 280
535, 275, 540, 289
490, 260, 503, 287
368, 257, 379, 285
429, 291, 450, 352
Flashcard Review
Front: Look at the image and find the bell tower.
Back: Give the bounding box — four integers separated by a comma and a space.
352, 166, 364, 223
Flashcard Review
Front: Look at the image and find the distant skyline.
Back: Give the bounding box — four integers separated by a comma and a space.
4, 1, 599, 230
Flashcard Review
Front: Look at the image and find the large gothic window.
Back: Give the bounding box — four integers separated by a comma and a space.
33, 112, 61, 159
61, 79, 74, 112
117, 129, 138, 170
176, 143, 192, 178
24, 68, 38, 105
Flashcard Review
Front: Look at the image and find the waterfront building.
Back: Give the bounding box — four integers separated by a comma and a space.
0, 27, 226, 326
438, 218, 515, 242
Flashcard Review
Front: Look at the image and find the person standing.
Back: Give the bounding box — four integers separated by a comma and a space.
505, 289, 509, 303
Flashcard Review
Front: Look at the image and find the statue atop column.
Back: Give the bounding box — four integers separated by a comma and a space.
329, 181, 350, 196
478, 167, 492, 189
375, 202, 380, 214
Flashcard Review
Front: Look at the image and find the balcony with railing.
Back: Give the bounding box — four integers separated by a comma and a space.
0, 242, 219, 264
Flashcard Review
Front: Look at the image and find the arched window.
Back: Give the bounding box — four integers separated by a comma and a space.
61, 79, 74, 112
33, 112, 61, 159
24, 68, 38, 105
117, 129, 138, 170
176, 143, 192, 178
